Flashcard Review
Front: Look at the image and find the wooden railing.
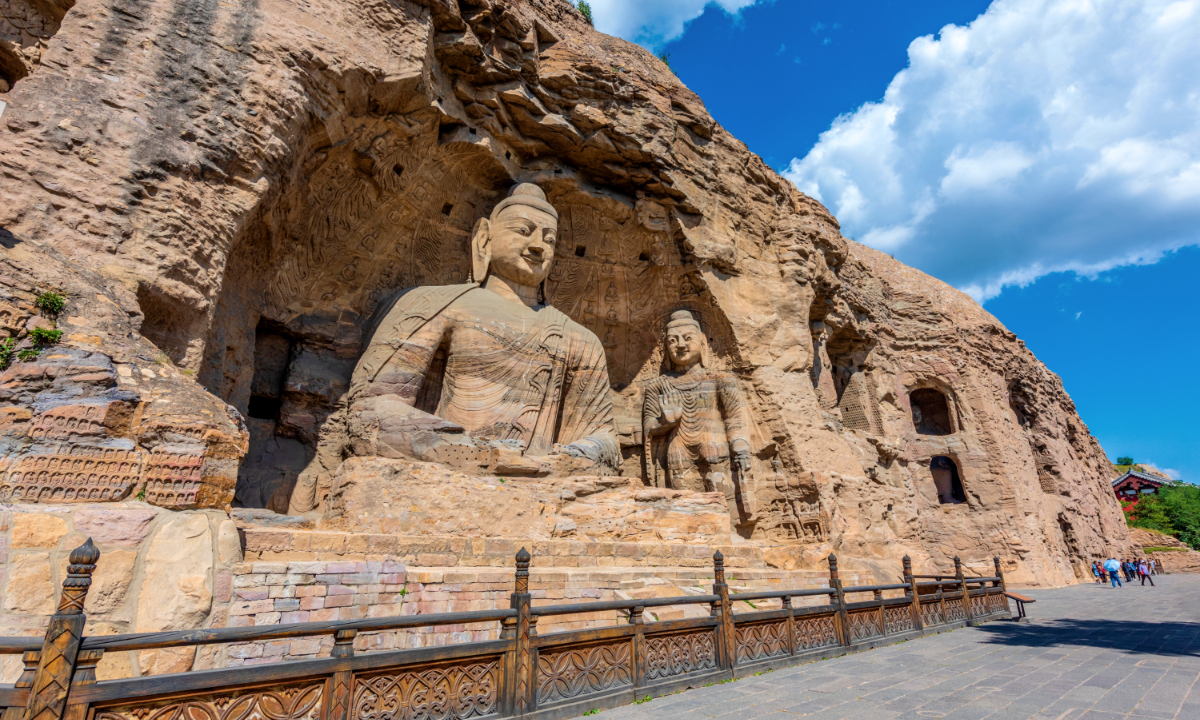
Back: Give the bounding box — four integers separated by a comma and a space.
0, 540, 1011, 720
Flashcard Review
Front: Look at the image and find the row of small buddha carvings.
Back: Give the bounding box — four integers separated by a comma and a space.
287, 184, 757, 516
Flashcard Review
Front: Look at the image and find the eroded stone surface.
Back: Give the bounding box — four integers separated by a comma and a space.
73, 506, 158, 546
135, 513, 213, 674
0, 0, 1132, 584
10, 511, 68, 548
324, 456, 731, 545
3, 551, 53, 614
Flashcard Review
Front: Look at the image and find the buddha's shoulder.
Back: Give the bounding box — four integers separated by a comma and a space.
376, 283, 478, 320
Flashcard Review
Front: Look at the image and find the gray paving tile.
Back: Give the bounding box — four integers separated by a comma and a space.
603, 575, 1200, 720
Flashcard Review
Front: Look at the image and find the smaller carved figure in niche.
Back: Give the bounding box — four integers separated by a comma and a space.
752, 457, 828, 543
636, 198, 671, 264
642, 310, 754, 515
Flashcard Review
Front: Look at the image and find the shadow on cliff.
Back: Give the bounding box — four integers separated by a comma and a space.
973, 618, 1200, 657
1, 228, 22, 249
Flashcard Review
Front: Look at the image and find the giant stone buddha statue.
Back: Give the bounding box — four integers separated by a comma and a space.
288, 184, 619, 514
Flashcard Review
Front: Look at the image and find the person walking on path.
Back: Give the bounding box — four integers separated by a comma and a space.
1104, 558, 1123, 587
1091, 561, 1102, 584
1123, 559, 1135, 582
1139, 559, 1155, 586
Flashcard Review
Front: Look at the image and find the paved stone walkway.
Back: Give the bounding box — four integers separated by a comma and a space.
597, 574, 1200, 720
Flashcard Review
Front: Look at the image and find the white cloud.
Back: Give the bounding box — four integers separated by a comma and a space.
586, 0, 763, 48
784, 0, 1200, 302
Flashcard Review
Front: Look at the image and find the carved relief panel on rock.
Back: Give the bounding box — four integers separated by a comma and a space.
0, 445, 143, 503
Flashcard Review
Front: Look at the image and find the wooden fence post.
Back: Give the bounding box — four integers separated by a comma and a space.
903, 556, 923, 633
60, 649, 103, 720
873, 588, 885, 637
956, 556, 974, 625
782, 595, 797, 657
712, 551, 735, 673
828, 554, 849, 647
507, 547, 533, 716
322, 628, 356, 720
24, 538, 98, 720
629, 605, 645, 689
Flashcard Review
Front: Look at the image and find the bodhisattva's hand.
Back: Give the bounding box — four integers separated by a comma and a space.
661, 385, 684, 425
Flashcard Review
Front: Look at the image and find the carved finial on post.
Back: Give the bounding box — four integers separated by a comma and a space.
58, 538, 99, 615
827, 553, 840, 582
25, 539, 100, 720
515, 547, 530, 595
953, 556, 963, 580
712, 551, 725, 586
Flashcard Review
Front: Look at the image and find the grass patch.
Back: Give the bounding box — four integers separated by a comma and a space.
34, 291, 66, 317
0, 338, 15, 370
30, 327, 62, 346
1144, 546, 1187, 553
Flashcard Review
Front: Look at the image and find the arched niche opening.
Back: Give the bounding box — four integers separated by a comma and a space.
930, 456, 966, 505
910, 388, 954, 435
169, 102, 750, 507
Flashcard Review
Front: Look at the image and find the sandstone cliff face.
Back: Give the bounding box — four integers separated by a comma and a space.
0, 0, 1131, 584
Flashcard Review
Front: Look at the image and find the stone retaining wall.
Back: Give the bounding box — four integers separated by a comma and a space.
241, 526, 768, 568
0, 502, 880, 676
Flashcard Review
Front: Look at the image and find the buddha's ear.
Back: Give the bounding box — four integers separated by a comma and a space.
470, 218, 491, 284
699, 333, 712, 368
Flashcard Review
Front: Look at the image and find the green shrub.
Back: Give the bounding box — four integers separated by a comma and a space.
1127, 485, 1200, 550
577, 1, 593, 25
17, 348, 39, 363
1116, 455, 1135, 466
34, 291, 66, 317
0, 337, 15, 370
30, 327, 63, 346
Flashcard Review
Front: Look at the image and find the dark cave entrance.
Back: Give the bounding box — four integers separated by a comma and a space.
931, 456, 966, 505
910, 388, 953, 435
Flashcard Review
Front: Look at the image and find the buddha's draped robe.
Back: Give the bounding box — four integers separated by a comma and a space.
352, 283, 618, 463
642, 366, 752, 490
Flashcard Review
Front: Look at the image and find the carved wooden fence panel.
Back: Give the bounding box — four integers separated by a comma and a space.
0, 543, 1011, 720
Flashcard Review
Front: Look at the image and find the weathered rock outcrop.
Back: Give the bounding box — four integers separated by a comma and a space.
0, 0, 1131, 585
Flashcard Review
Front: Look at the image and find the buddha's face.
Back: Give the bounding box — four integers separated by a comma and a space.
666, 323, 703, 368
487, 205, 557, 287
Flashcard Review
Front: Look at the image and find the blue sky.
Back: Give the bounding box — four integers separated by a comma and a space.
588, 0, 1200, 481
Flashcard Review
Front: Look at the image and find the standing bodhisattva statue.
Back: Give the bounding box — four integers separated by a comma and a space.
642, 310, 754, 511
288, 184, 619, 514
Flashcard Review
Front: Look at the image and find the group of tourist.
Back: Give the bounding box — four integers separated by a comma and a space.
1091, 557, 1158, 587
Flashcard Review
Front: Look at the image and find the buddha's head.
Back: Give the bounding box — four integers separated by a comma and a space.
665, 309, 709, 371
471, 184, 558, 289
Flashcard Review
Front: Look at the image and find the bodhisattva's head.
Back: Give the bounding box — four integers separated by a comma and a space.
665, 310, 708, 371
471, 184, 558, 290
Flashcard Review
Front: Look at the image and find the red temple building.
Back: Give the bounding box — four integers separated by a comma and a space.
1112, 469, 1170, 505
